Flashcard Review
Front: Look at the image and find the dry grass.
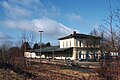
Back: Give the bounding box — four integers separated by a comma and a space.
0, 69, 26, 80
27, 62, 99, 80
0, 62, 100, 80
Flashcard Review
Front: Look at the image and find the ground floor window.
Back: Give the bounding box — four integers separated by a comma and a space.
78, 51, 100, 61
86, 52, 90, 60
79, 51, 81, 59
35, 52, 39, 56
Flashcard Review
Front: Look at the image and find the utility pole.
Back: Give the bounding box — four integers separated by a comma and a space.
39, 31, 44, 63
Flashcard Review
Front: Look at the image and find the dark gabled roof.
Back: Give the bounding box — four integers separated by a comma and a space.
58, 33, 101, 40
34, 46, 59, 53
34, 46, 72, 53
55, 47, 73, 51
41, 46, 59, 52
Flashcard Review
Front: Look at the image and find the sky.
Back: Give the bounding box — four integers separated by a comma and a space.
0, 0, 119, 46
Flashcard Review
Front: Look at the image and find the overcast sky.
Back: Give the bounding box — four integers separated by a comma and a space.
0, 0, 119, 45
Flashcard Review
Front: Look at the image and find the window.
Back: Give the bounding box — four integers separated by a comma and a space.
66, 41, 68, 47
79, 51, 81, 58
70, 41, 71, 47
79, 40, 81, 47
63, 42, 64, 47
76, 40, 78, 47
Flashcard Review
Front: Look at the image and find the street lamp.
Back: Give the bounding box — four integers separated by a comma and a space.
39, 31, 44, 62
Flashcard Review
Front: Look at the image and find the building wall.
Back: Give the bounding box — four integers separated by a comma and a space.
24, 52, 40, 58
41, 49, 73, 60
60, 38, 75, 48
60, 38, 100, 48
59, 38, 85, 48
77, 49, 101, 61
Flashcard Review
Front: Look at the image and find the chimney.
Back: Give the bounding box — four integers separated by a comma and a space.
73, 31, 76, 36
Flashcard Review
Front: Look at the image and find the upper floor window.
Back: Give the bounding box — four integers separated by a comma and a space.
63, 42, 64, 47
70, 41, 71, 47
76, 40, 78, 47
66, 41, 68, 47
79, 40, 81, 47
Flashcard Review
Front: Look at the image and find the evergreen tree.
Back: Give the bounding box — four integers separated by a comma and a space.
33, 43, 39, 49
21, 42, 31, 52
46, 42, 51, 47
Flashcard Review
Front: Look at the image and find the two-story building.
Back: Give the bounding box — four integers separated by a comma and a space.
33, 31, 101, 61
58, 31, 101, 61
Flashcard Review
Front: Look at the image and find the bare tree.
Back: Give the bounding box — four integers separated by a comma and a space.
97, 0, 120, 80
20, 29, 36, 67
7, 47, 25, 68
21, 29, 36, 47
28, 29, 36, 47
0, 40, 13, 63
89, 28, 99, 36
